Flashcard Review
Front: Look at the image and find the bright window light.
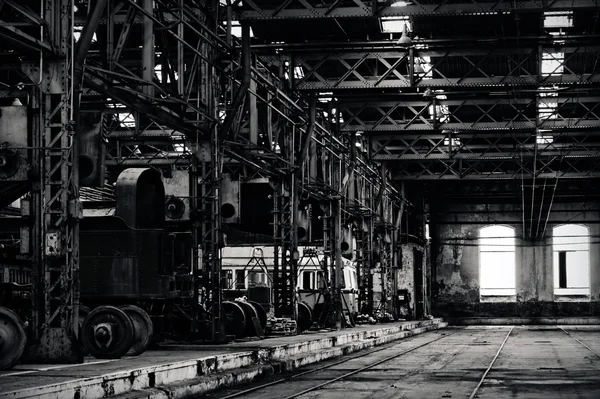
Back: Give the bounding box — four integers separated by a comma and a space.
443, 137, 461, 148
553, 224, 590, 296
428, 92, 450, 123
224, 21, 254, 38
536, 134, 554, 144
539, 91, 559, 121
479, 225, 516, 297
73, 27, 97, 43
294, 66, 305, 80
544, 11, 574, 28
541, 52, 565, 76
107, 103, 136, 128
381, 16, 411, 33
318, 92, 333, 103
390, 1, 411, 6
154, 64, 179, 84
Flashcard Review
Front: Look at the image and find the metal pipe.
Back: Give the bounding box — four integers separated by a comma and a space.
72, 0, 108, 188
221, 23, 251, 141
142, 0, 154, 97
296, 97, 316, 172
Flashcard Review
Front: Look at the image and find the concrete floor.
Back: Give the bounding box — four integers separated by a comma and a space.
0, 321, 440, 397
209, 326, 600, 399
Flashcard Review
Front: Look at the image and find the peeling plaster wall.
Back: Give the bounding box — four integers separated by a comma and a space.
395, 243, 426, 319
431, 202, 600, 319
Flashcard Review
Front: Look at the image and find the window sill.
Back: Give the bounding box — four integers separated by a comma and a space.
554, 294, 590, 302
480, 295, 517, 303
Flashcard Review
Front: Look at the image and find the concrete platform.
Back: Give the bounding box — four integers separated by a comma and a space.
0, 319, 446, 399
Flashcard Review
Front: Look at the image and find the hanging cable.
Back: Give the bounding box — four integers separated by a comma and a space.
534, 178, 547, 239
540, 157, 563, 239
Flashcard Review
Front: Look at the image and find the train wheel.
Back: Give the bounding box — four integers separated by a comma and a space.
222, 301, 246, 339
80, 306, 134, 359
297, 302, 313, 333
238, 302, 259, 337
119, 305, 153, 356
247, 301, 267, 329
0, 307, 27, 371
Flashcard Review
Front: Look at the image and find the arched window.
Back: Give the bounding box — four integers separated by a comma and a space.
479, 225, 516, 297
553, 225, 590, 296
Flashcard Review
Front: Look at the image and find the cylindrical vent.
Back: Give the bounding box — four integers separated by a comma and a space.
220, 174, 240, 223
221, 203, 236, 219
341, 227, 354, 260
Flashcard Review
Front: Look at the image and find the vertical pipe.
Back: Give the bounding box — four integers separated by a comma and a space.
249, 73, 258, 144
296, 97, 316, 171
142, 0, 154, 97
409, 47, 415, 86
177, 0, 184, 95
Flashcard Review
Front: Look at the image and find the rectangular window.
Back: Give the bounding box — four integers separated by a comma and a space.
235, 270, 245, 290
553, 225, 590, 296
302, 271, 312, 289
220, 270, 233, 289
558, 251, 567, 289
479, 226, 516, 298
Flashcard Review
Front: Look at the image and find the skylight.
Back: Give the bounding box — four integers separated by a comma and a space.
537, 134, 554, 145
539, 91, 559, 121
543, 11, 574, 28
381, 16, 411, 33
428, 93, 450, 123
541, 52, 565, 76
223, 20, 254, 38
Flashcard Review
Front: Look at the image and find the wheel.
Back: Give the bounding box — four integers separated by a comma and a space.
80, 305, 134, 359
119, 305, 153, 356
247, 300, 267, 329
238, 302, 259, 337
297, 302, 313, 333
222, 301, 246, 339
0, 307, 27, 371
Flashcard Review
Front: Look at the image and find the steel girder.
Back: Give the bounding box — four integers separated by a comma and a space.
378, 126, 600, 180
25, 0, 81, 364
239, 0, 600, 20
340, 96, 600, 132
390, 157, 600, 180
77, 0, 228, 169
261, 45, 600, 90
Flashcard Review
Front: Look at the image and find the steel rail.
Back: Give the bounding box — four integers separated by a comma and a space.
559, 327, 600, 359
468, 326, 514, 399
220, 329, 457, 399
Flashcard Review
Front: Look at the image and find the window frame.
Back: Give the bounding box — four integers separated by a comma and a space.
552, 224, 591, 298
479, 225, 517, 300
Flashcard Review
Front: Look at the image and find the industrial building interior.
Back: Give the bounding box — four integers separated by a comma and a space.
0, 0, 599, 398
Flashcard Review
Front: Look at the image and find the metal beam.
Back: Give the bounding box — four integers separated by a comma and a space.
0, 23, 53, 52
239, 0, 600, 20
264, 46, 600, 90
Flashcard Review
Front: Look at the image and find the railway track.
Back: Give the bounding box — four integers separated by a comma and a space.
210, 326, 599, 399
213, 329, 459, 399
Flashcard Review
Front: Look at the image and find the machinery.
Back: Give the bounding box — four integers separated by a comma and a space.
220, 245, 359, 332
0, 168, 270, 366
